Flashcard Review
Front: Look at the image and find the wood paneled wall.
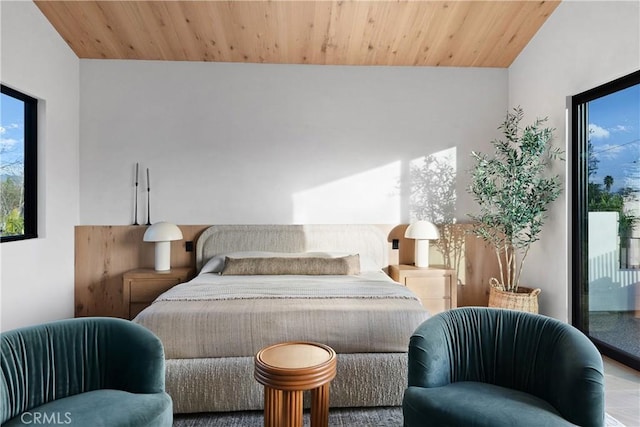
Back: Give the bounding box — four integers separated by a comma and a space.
75, 225, 208, 318
74, 224, 499, 318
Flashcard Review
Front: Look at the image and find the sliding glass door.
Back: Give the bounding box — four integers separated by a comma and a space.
572, 70, 640, 370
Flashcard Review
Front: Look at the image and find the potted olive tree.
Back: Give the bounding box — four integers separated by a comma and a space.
468, 107, 564, 312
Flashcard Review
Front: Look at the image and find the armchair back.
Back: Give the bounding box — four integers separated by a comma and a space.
1, 317, 166, 423
408, 307, 605, 427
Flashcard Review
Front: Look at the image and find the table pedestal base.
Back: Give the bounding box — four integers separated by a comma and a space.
255, 342, 337, 427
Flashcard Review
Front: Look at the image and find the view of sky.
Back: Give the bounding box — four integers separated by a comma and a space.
588, 83, 640, 194
0, 92, 25, 177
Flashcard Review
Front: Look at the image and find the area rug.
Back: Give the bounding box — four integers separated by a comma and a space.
173, 407, 626, 426
173, 407, 403, 426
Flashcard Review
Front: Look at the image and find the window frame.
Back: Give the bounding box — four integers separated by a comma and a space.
571, 69, 640, 370
1, 84, 38, 243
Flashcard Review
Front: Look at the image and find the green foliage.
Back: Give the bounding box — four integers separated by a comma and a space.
3, 208, 24, 235
588, 178, 638, 241
468, 107, 564, 291
603, 175, 614, 192
1, 177, 25, 236
589, 183, 623, 211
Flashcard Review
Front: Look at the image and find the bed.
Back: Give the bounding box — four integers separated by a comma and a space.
133, 224, 430, 413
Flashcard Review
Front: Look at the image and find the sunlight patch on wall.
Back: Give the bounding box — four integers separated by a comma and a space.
293, 161, 401, 224
409, 147, 457, 223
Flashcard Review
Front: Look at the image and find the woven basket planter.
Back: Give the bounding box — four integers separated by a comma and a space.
488, 278, 541, 314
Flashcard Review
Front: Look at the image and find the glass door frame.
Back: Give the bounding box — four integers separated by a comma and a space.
571, 69, 640, 371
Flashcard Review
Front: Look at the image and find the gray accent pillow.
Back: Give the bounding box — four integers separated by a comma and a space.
221, 254, 360, 276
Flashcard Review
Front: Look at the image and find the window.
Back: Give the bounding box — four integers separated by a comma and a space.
1, 84, 37, 242
572, 70, 640, 370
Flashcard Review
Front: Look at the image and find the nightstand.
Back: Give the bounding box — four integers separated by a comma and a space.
389, 265, 457, 315
123, 267, 194, 319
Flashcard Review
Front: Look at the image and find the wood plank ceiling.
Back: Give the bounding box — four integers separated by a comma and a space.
34, 1, 560, 68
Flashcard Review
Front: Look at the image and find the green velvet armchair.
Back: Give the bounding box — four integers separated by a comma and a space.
1, 317, 172, 426
403, 307, 605, 427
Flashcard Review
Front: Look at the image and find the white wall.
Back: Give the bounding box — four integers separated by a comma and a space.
79, 61, 507, 225
588, 212, 639, 311
508, 0, 640, 321
0, 1, 80, 331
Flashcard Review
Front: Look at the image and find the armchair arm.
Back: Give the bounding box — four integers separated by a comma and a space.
407, 315, 454, 388
100, 318, 166, 394
544, 327, 605, 427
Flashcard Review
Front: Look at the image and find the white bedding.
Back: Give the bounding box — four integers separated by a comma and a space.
134, 270, 430, 358
155, 271, 418, 301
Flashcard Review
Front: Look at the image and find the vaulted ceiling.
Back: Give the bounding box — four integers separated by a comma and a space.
35, 1, 560, 68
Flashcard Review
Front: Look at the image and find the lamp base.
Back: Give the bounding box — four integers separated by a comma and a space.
414, 240, 430, 268
154, 241, 171, 271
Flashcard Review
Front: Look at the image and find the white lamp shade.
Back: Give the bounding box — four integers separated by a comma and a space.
143, 222, 183, 242
143, 222, 183, 271
404, 220, 439, 240
405, 221, 439, 268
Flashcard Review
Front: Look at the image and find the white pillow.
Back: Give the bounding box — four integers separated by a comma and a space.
199, 251, 380, 274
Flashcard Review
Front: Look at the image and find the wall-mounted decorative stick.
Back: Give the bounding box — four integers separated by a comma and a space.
133, 162, 139, 225
146, 168, 151, 225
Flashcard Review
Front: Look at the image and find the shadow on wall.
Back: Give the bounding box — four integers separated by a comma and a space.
408, 148, 463, 275
291, 147, 464, 274
408, 148, 457, 224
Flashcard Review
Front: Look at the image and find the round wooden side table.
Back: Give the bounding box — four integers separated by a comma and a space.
254, 341, 337, 427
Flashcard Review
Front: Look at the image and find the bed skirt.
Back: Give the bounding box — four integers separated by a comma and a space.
166, 353, 408, 413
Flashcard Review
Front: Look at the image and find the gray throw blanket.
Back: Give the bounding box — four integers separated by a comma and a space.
155, 273, 419, 301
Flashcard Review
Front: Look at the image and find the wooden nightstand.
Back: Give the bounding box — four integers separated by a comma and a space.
389, 265, 457, 315
123, 267, 194, 319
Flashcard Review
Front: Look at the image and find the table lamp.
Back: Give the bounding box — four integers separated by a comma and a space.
404, 220, 439, 268
143, 222, 183, 271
